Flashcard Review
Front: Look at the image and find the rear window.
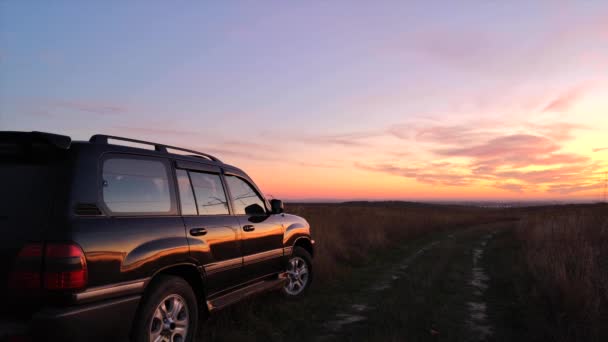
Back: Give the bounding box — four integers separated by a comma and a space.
102, 157, 175, 215
189, 171, 230, 215
176, 169, 198, 215
0, 139, 68, 219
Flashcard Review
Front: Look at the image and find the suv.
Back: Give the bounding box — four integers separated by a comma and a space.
0, 131, 314, 342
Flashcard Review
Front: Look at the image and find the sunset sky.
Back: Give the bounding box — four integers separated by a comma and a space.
1, 1, 607, 201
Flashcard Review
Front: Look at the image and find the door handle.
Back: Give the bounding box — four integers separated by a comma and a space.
189, 228, 208, 236
242, 225, 255, 232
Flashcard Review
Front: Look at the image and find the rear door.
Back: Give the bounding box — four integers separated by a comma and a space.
224, 175, 285, 281
175, 162, 244, 295
0, 132, 71, 314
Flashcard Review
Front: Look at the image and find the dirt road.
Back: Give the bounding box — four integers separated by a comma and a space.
200, 222, 539, 341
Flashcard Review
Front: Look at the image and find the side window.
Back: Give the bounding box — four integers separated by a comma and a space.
189, 172, 229, 215
176, 169, 198, 215
225, 176, 266, 216
102, 157, 174, 214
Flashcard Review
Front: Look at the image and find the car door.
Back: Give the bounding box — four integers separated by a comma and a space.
175, 162, 244, 295
224, 174, 284, 281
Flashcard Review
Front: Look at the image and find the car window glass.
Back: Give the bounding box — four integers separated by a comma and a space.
225, 176, 266, 215
176, 169, 198, 215
102, 158, 172, 213
189, 172, 229, 215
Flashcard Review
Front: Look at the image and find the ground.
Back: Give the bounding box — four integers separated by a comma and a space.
198, 222, 548, 342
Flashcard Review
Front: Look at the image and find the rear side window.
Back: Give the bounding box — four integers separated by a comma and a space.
189, 172, 229, 215
176, 169, 198, 215
102, 157, 174, 214
225, 176, 266, 215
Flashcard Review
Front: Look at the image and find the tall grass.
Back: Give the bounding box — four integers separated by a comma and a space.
516, 204, 608, 341
286, 203, 508, 283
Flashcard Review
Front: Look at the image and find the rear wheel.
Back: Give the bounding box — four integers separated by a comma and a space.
282, 246, 313, 297
132, 275, 198, 342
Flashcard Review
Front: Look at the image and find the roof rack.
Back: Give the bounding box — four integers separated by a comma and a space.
89, 134, 221, 162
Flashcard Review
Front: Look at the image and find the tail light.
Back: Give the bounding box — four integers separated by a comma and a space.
9, 242, 87, 292
44, 243, 88, 290
8, 243, 43, 290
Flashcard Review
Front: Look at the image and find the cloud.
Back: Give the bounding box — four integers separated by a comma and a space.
290, 131, 382, 147
547, 182, 604, 195
112, 126, 202, 137
296, 161, 342, 169
471, 153, 589, 171
190, 140, 282, 162
388, 120, 583, 147
593, 147, 608, 152
357, 119, 602, 195
409, 29, 499, 69
51, 100, 127, 115
355, 162, 475, 187
388, 123, 492, 145
494, 165, 593, 184
220, 140, 281, 153
542, 84, 590, 112
194, 146, 281, 162
494, 182, 526, 193
435, 134, 560, 159
528, 122, 586, 141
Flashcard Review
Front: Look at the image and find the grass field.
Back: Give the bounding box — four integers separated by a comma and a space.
515, 204, 608, 342
197, 202, 608, 341
285, 202, 512, 283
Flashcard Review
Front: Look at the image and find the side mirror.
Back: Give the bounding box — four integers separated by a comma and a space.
244, 203, 266, 216
270, 199, 284, 214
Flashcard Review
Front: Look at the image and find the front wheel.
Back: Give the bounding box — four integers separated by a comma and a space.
282, 246, 313, 297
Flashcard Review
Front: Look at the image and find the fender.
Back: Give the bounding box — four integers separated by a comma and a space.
282, 214, 313, 256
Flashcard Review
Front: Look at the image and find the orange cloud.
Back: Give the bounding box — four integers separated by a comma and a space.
357, 121, 602, 194
435, 134, 559, 159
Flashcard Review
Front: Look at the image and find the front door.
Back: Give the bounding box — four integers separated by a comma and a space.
224, 175, 284, 281
175, 167, 244, 295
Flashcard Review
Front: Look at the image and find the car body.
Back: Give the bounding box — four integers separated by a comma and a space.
0, 131, 314, 341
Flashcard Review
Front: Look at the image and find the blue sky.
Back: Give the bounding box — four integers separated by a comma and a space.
1, 1, 608, 200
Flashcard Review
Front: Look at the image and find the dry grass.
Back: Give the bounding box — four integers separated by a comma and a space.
516, 204, 608, 341
286, 202, 509, 283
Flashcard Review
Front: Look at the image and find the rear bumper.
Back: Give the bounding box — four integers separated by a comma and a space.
1, 295, 141, 342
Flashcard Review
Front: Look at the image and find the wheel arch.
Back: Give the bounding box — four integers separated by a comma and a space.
293, 237, 314, 258
143, 263, 207, 312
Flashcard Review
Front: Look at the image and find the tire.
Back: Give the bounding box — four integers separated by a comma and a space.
132, 275, 199, 342
282, 246, 313, 298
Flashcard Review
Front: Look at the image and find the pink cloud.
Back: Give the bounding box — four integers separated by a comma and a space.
495, 165, 591, 184
357, 120, 601, 194
542, 84, 591, 112
472, 153, 589, 171
288, 131, 382, 147
356, 162, 478, 187
435, 134, 560, 159
528, 122, 586, 141
593, 147, 608, 152
112, 126, 201, 136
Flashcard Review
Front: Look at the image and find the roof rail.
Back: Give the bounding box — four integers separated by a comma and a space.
89, 134, 221, 162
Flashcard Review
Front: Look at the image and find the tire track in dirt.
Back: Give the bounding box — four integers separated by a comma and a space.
315, 240, 442, 340
467, 232, 495, 341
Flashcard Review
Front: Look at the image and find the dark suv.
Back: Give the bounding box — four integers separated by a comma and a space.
0, 131, 314, 342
